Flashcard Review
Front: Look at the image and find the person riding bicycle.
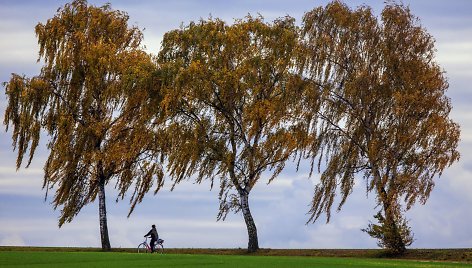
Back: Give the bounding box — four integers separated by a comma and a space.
144, 224, 159, 253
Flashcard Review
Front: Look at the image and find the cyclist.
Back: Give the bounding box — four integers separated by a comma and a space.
144, 224, 159, 253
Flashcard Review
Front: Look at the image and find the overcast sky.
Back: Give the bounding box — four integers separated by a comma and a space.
1, 0, 471, 249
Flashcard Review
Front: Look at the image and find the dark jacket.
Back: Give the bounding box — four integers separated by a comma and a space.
145, 227, 159, 240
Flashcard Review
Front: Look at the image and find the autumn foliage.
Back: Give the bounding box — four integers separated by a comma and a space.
301, 1, 460, 254
4, 0, 163, 251
157, 15, 313, 252
3, 0, 460, 254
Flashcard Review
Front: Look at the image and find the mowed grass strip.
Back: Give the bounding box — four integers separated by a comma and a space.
1, 251, 471, 268
3, 247, 471, 262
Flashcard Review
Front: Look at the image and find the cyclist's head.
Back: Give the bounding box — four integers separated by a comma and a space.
152, 224, 156, 228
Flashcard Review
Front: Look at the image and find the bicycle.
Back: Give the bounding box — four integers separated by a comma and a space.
137, 236, 164, 254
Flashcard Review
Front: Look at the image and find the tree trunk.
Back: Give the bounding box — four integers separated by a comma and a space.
371, 164, 406, 254
240, 190, 259, 252
98, 177, 111, 251
382, 202, 406, 254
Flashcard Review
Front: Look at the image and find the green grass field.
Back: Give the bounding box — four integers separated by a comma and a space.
1, 251, 471, 268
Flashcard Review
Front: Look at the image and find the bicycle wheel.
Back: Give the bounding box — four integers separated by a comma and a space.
137, 243, 148, 253
155, 243, 164, 254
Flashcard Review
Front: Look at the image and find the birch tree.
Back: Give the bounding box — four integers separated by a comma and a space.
300, 1, 460, 254
3, 0, 164, 250
158, 16, 313, 252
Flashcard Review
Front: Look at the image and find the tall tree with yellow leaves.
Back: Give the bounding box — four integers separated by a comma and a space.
300, 1, 460, 254
158, 16, 314, 252
3, 0, 164, 250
